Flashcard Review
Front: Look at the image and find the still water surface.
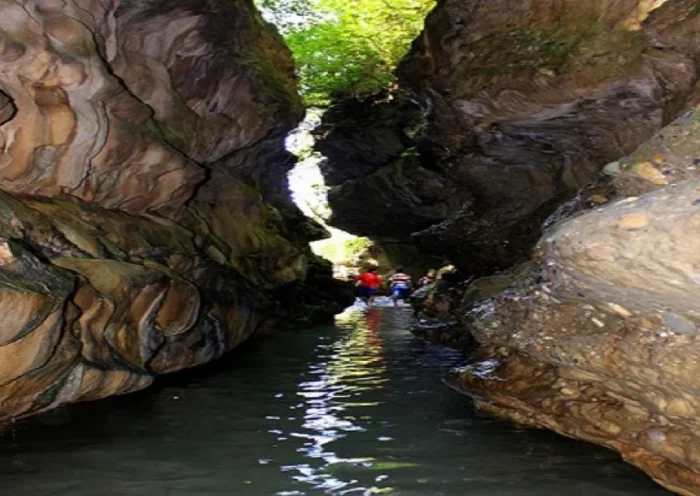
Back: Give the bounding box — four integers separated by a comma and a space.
0, 301, 669, 496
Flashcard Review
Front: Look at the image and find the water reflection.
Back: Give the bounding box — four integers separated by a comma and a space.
0, 300, 670, 496
278, 305, 389, 494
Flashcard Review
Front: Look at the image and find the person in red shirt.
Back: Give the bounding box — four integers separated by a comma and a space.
354, 266, 382, 307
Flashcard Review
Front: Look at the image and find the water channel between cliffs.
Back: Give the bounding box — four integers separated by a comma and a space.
0, 300, 669, 496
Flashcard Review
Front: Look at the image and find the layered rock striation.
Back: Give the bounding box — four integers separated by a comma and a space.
0, 0, 351, 421
316, 0, 700, 276
434, 108, 700, 495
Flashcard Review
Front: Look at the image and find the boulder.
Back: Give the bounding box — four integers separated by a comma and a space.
447, 107, 700, 495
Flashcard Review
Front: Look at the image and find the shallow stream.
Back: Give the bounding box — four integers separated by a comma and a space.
0, 300, 669, 495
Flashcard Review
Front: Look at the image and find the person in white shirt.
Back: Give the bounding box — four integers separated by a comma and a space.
389, 268, 412, 307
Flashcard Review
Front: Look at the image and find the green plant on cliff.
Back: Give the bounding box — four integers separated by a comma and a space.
257, 0, 435, 106
312, 232, 373, 269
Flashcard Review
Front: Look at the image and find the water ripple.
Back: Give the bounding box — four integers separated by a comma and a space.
0, 299, 670, 496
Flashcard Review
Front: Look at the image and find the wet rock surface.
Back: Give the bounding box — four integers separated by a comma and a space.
313, 93, 454, 273
0, 0, 352, 421
317, 0, 700, 275
434, 107, 700, 495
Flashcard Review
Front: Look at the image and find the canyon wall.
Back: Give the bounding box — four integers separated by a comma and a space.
441, 106, 700, 496
314, 0, 700, 492
0, 0, 351, 421
316, 0, 700, 276
397, 1, 700, 492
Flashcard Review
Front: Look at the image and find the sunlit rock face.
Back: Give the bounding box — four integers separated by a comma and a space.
0, 0, 301, 214
0, 0, 352, 421
432, 108, 700, 495
317, 0, 700, 276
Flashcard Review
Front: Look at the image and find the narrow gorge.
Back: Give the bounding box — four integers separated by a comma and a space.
3, 0, 700, 495
315, 0, 700, 494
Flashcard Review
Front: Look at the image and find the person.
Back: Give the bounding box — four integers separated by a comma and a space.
354, 266, 382, 307
418, 268, 437, 288
389, 268, 412, 307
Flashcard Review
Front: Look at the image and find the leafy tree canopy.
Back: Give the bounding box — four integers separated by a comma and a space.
256, 0, 435, 106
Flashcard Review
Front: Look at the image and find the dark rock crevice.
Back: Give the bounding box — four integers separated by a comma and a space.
317, 0, 700, 277
0, 90, 16, 126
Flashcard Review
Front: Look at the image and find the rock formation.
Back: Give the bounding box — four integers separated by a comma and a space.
439, 106, 700, 496
0, 0, 351, 422
320, 0, 700, 492
316, 0, 700, 276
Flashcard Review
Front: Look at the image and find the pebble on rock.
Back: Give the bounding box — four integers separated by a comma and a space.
662, 313, 697, 335
618, 213, 649, 230
633, 161, 668, 185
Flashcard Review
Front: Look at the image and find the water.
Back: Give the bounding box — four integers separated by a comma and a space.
0, 300, 669, 496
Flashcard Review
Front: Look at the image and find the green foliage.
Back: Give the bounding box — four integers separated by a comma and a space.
400, 146, 420, 158
312, 234, 373, 267
343, 236, 372, 255
258, 0, 323, 32
301, 177, 332, 222
256, 0, 435, 106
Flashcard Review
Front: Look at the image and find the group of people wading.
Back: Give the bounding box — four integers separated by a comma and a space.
353, 267, 437, 307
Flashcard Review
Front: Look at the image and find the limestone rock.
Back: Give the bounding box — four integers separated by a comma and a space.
316, 0, 700, 276
442, 107, 700, 494
0, 0, 351, 422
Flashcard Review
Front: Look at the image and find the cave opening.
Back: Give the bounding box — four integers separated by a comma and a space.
256, 0, 683, 284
